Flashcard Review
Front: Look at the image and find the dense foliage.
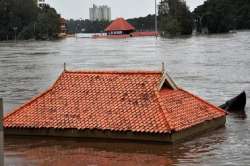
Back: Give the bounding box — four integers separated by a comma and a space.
159, 0, 193, 36
66, 15, 156, 34
0, 0, 61, 40
34, 5, 61, 40
127, 14, 156, 31
193, 0, 250, 33
66, 19, 110, 33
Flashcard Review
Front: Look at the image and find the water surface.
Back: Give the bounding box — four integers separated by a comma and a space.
1, 32, 250, 165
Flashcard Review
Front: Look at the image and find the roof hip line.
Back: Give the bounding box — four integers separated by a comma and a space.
4, 71, 65, 120
154, 90, 175, 131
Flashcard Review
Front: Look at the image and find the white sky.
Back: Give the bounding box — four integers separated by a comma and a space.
45, 0, 205, 20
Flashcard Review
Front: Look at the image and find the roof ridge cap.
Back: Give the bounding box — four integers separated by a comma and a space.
65, 69, 162, 74
4, 71, 65, 120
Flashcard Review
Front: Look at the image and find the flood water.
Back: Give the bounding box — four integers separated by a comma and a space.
1, 31, 250, 165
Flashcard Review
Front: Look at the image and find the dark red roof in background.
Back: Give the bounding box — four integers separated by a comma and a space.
105, 18, 135, 32
4, 70, 225, 133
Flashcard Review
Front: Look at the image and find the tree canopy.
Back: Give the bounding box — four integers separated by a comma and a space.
159, 0, 193, 36
193, 0, 250, 33
66, 15, 156, 34
66, 19, 110, 33
127, 14, 156, 31
0, 0, 61, 40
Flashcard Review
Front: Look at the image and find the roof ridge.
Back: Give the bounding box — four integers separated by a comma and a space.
4, 71, 65, 120
154, 90, 175, 131
65, 69, 162, 74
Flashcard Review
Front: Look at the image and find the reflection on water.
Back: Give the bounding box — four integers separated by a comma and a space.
1, 31, 250, 165
5, 137, 176, 166
4, 128, 226, 166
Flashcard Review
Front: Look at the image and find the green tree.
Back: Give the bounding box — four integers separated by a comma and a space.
0, 0, 38, 40
34, 5, 60, 40
0, 0, 60, 40
127, 14, 156, 31
193, 0, 250, 33
159, 0, 193, 36
66, 19, 110, 34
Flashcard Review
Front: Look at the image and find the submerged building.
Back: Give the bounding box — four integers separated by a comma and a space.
92, 17, 159, 38
60, 18, 67, 34
89, 4, 111, 21
4, 69, 226, 142
105, 18, 135, 35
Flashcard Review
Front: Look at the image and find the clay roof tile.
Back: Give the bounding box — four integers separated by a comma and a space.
4, 70, 226, 134
105, 18, 135, 32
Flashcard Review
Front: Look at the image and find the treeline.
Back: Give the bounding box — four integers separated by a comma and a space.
66, 15, 156, 34
0, 0, 249, 40
127, 14, 156, 31
159, 0, 250, 35
66, 19, 110, 33
0, 0, 61, 41
193, 0, 250, 33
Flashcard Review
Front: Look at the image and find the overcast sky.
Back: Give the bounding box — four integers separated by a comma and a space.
45, 0, 205, 20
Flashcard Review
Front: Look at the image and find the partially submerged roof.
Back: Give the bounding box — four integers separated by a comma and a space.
105, 18, 135, 32
4, 70, 226, 134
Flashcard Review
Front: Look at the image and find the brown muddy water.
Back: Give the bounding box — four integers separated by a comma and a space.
1, 31, 250, 165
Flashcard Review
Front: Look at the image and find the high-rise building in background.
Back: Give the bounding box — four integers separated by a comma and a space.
89, 4, 111, 21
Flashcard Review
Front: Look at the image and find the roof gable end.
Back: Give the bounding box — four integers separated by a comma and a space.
158, 71, 177, 91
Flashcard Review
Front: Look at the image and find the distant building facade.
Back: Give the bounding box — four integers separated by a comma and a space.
60, 18, 67, 34
37, 0, 46, 8
89, 4, 111, 21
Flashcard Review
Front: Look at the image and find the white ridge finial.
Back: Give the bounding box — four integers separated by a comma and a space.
64, 62, 66, 71
161, 62, 165, 73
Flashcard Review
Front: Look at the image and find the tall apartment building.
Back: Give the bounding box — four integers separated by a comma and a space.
89, 4, 111, 21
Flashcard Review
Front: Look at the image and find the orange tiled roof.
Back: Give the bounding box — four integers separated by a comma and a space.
105, 18, 135, 32
4, 70, 226, 133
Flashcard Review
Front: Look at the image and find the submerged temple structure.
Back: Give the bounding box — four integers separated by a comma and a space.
93, 17, 159, 38
105, 18, 135, 35
3, 69, 226, 142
